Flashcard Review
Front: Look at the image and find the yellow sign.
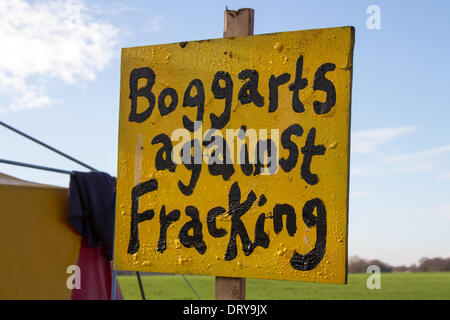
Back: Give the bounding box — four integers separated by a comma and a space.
115, 27, 354, 284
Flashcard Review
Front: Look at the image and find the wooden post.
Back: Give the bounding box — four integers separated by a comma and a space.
215, 8, 254, 300
223, 8, 254, 38
215, 276, 246, 300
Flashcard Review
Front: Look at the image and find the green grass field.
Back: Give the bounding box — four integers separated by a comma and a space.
118, 272, 450, 300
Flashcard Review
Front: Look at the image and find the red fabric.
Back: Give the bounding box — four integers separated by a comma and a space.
71, 237, 123, 300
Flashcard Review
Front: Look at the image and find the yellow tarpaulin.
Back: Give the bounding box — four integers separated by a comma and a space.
0, 173, 81, 299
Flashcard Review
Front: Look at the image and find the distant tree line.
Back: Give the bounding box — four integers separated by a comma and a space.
117, 256, 450, 275
348, 256, 450, 273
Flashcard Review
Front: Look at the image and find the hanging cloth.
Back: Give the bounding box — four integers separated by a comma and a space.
68, 171, 122, 300
68, 171, 116, 261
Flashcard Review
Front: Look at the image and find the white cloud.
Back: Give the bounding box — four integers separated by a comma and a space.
382, 145, 450, 164
386, 204, 450, 222
441, 172, 450, 179
350, 126, 450, 175
380, 145, 450, 174
0, 0, 119, 111
95, 1, 138, 16
144, 14, 164, 32
387, 161, 434, 174
350, 191, 373, 199
350, 165, 380, 175
437, 204, 450, 221
351, 126, 416, 154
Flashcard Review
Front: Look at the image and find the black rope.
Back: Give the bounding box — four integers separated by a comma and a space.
0, 158, 72, 175
182, 275, 201, 300
136, 272, 146, 300
0, 120, 97, 171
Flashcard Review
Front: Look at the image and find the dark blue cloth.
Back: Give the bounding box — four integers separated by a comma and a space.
68, 171, 116, 261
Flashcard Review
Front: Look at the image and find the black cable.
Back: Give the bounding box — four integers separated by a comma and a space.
0, 158, 72, 175
136, 272, 146, 300
0, 120, 97, 171
182, 275, 201, 300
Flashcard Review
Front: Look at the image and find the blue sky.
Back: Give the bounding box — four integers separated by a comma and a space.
0, 0, 449, 266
